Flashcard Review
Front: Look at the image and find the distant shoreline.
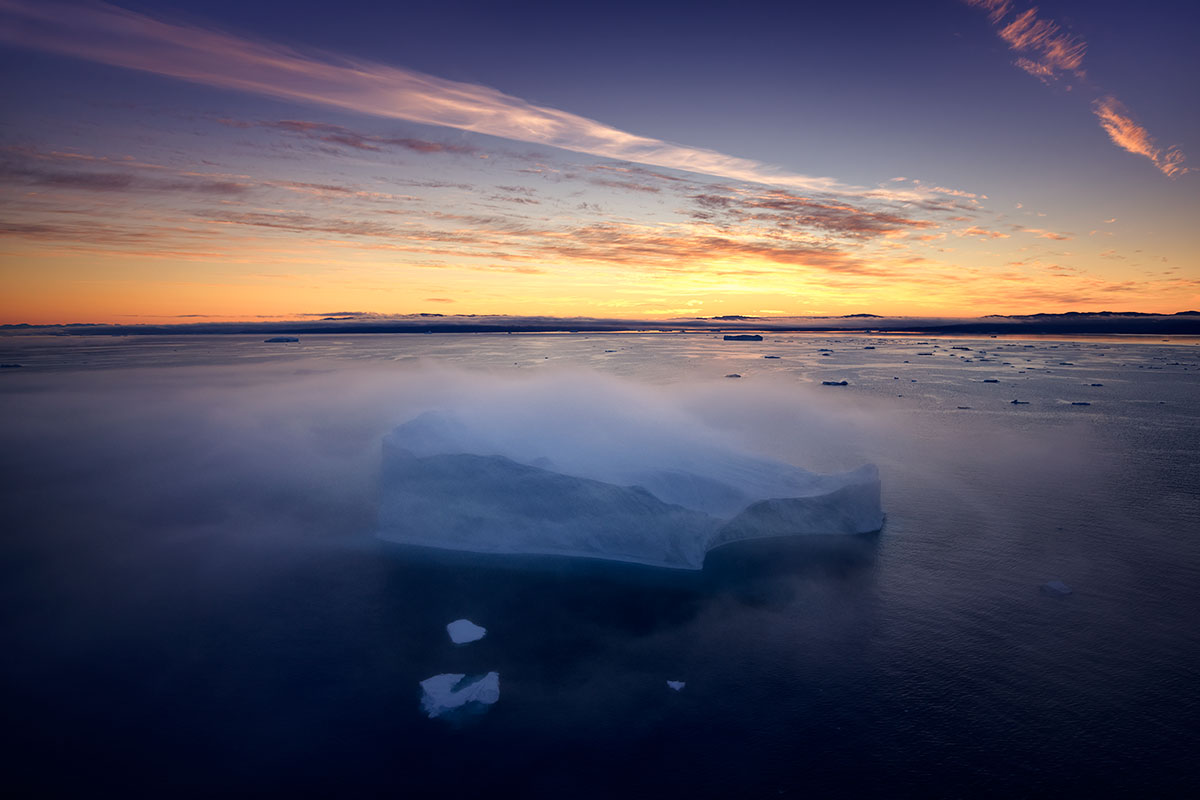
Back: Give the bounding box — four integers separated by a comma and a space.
3, 311, 1198, 337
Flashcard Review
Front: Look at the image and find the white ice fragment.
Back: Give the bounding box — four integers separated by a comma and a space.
447, 619, 487, 644
667, 680, 686, 691
419, 672, 500, 719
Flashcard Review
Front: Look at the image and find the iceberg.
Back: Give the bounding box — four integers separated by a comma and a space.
667, 680, 686, 691
419, 672, 500, 719
447, 619, 487, 644
377, 409, 883, 570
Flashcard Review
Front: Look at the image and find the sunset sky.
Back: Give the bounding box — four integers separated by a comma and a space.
1, 0, 1197, 323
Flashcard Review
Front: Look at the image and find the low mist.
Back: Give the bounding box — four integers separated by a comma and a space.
0, 356, 1103, 554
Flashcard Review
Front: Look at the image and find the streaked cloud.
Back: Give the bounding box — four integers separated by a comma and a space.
220, 119, 480, 155
963, 1, 1188, 177
996, 8, 1085, 81
965, 1, 1083, 82
0, 0, 907, 197
1018, 227, 1072, 241
0, 159, 251, 195
687, 187, 940, 239
1093, 97, 1189, 177
966, 0, 1011, 24
957, 226, 1010, 239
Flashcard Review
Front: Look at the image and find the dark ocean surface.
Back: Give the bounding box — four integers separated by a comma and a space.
2, 333, 1198, 797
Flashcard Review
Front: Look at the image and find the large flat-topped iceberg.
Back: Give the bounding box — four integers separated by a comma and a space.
377, 408, 882, 570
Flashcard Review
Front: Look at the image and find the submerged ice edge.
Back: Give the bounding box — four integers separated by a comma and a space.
419, 672, 501, 719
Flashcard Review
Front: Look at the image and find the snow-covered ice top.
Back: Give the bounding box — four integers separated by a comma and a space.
378, 403, 883, 570
447, 619, 487, 644
419, 672, 500, 719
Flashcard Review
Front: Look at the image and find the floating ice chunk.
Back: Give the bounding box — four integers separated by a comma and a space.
263, 336, 298, 343
377, 410, 883, 570
667, 680, 686, 691
723, 334, 762, 341
447, 619, 487, 644
419, 672, 500, 719
1040, 580, 1073, 597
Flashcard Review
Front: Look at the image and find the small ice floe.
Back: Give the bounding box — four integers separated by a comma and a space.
667, 680, 686, 692
1011, 399, 1029, 405
447, 619, 487, 645
956, 406, 972, 410
1040, 580, 1073, 597
725, 373, 742, 379
763, 355, 781, 359
821, 380, 848, 386
264, 336, 299, 343
983, 379, 999, 383
723, 334, 762, 341
1071, 402, 1091, 406
1090, 383, 1104, 387
420, 672, 500, 719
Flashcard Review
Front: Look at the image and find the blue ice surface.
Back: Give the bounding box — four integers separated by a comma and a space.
377, 411, 883, 570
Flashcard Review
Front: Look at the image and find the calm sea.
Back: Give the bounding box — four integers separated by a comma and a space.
1, 333, 1198, 797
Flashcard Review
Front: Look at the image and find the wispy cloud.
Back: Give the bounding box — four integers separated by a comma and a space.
1093, 97, 1189, 177
996, 7, 1086, 81
0, 159, 251, 195
965, 1, 1084, 82
0, 0, 907, 197
687, 187, 940, 239
220, 119, 479, 155
963, 1, 1187, 177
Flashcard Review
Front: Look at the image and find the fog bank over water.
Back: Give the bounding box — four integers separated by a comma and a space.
0, 354, 1097, 554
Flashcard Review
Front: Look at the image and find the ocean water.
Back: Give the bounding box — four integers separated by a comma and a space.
1, 333, 1198, 797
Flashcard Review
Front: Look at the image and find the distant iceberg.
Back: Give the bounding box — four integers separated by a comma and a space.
377, 409, 883, 570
